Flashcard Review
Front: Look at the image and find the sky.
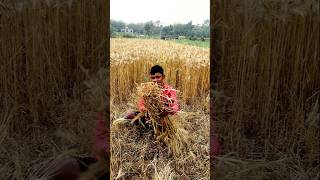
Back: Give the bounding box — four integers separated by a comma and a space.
110, 0, 210, 25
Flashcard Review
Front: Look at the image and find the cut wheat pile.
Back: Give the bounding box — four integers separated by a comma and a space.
111, 82, 209, 179
112, 82, 190, 157
111, 110, 209, 179
136, 82, 190, 157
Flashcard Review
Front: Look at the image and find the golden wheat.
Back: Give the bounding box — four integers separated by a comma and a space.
212, 0, 319, 179
0, 1, 108, 179
135, 82, 189, 157
110, 38, 210, 112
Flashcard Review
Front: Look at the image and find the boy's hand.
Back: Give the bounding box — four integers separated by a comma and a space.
159, 111, 169, 118
163, 98, 171, 107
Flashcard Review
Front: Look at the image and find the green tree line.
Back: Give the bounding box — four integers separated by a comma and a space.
110, 19, 210, 39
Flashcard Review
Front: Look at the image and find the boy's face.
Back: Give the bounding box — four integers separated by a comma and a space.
150, 72, 165, 86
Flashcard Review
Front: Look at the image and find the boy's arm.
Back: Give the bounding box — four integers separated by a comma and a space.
164, 90, 179, 116
138, 98, 146, 112
167, 89, 179, 115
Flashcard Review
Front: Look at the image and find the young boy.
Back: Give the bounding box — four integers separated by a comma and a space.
123, 65, 179, 126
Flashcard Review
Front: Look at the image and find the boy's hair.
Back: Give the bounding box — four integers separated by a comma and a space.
150, 65, 164, 75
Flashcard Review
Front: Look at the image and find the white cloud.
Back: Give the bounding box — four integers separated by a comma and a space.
111, 0, 209, 25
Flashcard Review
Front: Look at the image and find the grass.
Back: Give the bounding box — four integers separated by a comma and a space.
111, 36, 210, 48
173, 39, 210, 48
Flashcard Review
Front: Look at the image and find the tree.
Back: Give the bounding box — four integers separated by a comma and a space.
161, 25, 174, 37
152, 25, 161, 36
110, 24, 117, 37
110, 19, 210, 39
144, 22, 153, 36
201, 25, 210, 38
173, 24, 187, 36
186, 21, 194, 37
127, 23, 144, 34
203, 19, 210, 26
110, 20, 125, 32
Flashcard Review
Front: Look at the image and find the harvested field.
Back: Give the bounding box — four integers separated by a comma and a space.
111, 111, 209, 179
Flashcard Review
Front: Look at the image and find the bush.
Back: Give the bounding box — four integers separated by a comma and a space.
123, 33, 136, 38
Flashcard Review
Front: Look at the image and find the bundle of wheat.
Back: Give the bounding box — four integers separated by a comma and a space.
136, 82, 189, 156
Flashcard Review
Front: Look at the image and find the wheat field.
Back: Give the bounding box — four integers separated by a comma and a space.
0, 1, 108, 179
211, 0, 319, 179
110, 38, 210, 179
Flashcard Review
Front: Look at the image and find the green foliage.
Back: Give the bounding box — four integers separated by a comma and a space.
110, 19, 210, 39
144, 22, 152, 35
110, 24, 117, 37
127, 23, 144, 34
162, 25, 174, 36
110, 20, 125, 32
173, 39, 210, 48
123, 33, 136, 38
